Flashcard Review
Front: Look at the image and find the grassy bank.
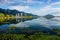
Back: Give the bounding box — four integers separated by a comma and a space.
0, 29, 60, 40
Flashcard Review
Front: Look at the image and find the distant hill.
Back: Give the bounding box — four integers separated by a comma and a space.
0, 8, 38, 17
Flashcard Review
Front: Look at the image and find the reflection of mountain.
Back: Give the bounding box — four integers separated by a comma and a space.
50, 26, 60, 29
4, 18, 56, 35
0, 16, 57, 35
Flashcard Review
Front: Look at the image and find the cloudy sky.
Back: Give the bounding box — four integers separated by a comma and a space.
0, 0, 60, 16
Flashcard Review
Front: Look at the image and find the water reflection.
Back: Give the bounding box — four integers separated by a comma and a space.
0, 17, 60, 29
11, 17, 60, 29
0, 18, 35, 24
0, 17, 60, 34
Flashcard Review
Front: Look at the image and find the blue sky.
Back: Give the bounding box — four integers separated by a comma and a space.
0, 0, 60, 16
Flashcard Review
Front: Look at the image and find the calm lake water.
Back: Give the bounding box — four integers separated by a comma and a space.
0, 17, 60, 29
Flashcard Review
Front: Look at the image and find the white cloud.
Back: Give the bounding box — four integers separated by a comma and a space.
20, 0, 46, 4
5, 1, 60, 16
0, 0, 14, 5
20, 0, 44, 4
27, 0, 32, 3
0, 0, 7, 4
47, 0, 51, 4
34, 2, 60, 16
8, 6, 30, 11
0, 0, 44, 6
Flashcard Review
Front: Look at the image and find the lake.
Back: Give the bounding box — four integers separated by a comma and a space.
0, 17, 60, 29
0, 17, 60, 34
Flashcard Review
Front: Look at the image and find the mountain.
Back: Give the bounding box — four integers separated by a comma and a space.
0, 8, 39, 24
0, 8, 39, 17
44, 14, 54, 19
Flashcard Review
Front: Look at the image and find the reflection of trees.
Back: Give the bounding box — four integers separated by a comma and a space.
0, 13, 35, 24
